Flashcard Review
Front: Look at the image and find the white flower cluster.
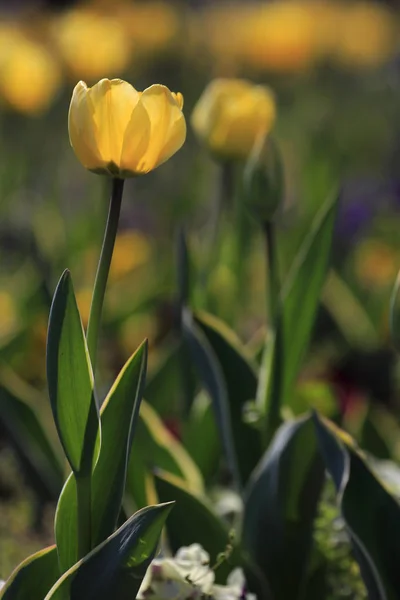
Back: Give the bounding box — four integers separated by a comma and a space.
137, 544, 256, 600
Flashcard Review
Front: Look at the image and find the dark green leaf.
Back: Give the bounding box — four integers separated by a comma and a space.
46, 503, 173, 600
314, 412, 400, 600
0, 386, 63, 501
0, 546, 60, 600
280, 190, 337, 404
46, 270, 99, 477
126, 400, 203, 509
183, 392, 221, 482
242, 415, 324, 600
154, 471, 271, 600
194, 311, 262, 485
258, 191, 338, 436
55, 341, 148, 572
182, 309, 241, 489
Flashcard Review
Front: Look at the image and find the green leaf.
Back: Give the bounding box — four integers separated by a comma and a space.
126, 400, 203, 509
183, 392, 221, 482
314, 413, 400, 600
242, 415, 324, 600
45, 503, 173, 600
0, 546, 60, 600
194, 311, 262, 485
154, 471, 271, 600
280, 190, 337, 405
0, 385, 63, 501
46, 270, 99, 477
257, 191, 338, 437
182, 309, 241, 489
145, 340, 182, 417
55, 341, 148, 573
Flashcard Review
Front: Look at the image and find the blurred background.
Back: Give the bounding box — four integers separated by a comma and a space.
2, 0, 400, 583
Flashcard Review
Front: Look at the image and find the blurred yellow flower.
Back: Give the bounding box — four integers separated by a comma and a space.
331, 2, 397, 69
110, 231, 151, 280
191, 79, 276, 160
0, 34, 60, 114
115, 2, 180, 57
241, 2, 320, 73
0, 291, 18, 342
69, 78, 186, 177
354, 240, 398, 290
54, 8, 131, 81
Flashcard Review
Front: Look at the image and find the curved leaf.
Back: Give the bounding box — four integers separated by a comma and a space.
258, 191, 337, 437
242, 415, 324, 600
46, 503, 173, 600
182, 309, 241, 489
126, 400, 203, 509
0, 546, 59, 600
0, 386, 63, 501
154, 471, 271, 600
47, 270, 99, 477
194, 311, 262, 484
55, 341, 148, 573
314, 413, 400, 600
183, 392, 221, 482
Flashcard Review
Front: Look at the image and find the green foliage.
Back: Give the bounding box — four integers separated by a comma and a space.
0, 546, 60, 600
314, 413, 400, 599
46, 270, 99, 478
46, 504, 173, 600
55, 340, 148, 572
243, 414, 324, 600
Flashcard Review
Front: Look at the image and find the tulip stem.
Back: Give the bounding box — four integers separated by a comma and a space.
263, 220, 279, 324
261, 219, 283, 445
87, 177, 124, 372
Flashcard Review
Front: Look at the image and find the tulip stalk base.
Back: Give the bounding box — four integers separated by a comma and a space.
87, 177, 124, 371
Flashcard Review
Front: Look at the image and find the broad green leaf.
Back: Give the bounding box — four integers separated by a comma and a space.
0, 386, 63, 501
257, 191, 337, 436
183, 392, 221, 482
55, 341, 148, 573
154, 472, 271, 600
47, 270, 99, 477
0, 546, 59, 600
182, 309, 241, 489
145, 340, 182, 417
242, 415, 324, 600
280, 190, 337, 405
194, 311, 262, 484
46, 503, 173, 600
314, 413, 400, 600
126, 400, 203, 509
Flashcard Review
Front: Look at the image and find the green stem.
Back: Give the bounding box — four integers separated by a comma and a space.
263, 220, 279, 324
76, 474, 92, 559
257, 220, 282, 446
86, 178, 124, 371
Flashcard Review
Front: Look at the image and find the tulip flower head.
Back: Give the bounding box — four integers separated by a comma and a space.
191, 79, 276, 161
68, 78, 186, 177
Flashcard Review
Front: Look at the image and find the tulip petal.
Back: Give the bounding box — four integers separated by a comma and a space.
119, 100, 152, 175
88, 78, 140, 166
134, 85, 186, 172
69, 81, 105, 170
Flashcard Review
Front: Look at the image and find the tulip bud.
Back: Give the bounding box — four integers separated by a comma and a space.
68, 78, 186, 177
191, 78, 276, 161
243, 135, 284, 222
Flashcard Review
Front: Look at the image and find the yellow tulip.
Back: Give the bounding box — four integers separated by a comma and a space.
191, 79, 276, 160
68, 78, 186, 177
0, 34, 60, 115
54, 8, 131, 81
241, 2, 319, 73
